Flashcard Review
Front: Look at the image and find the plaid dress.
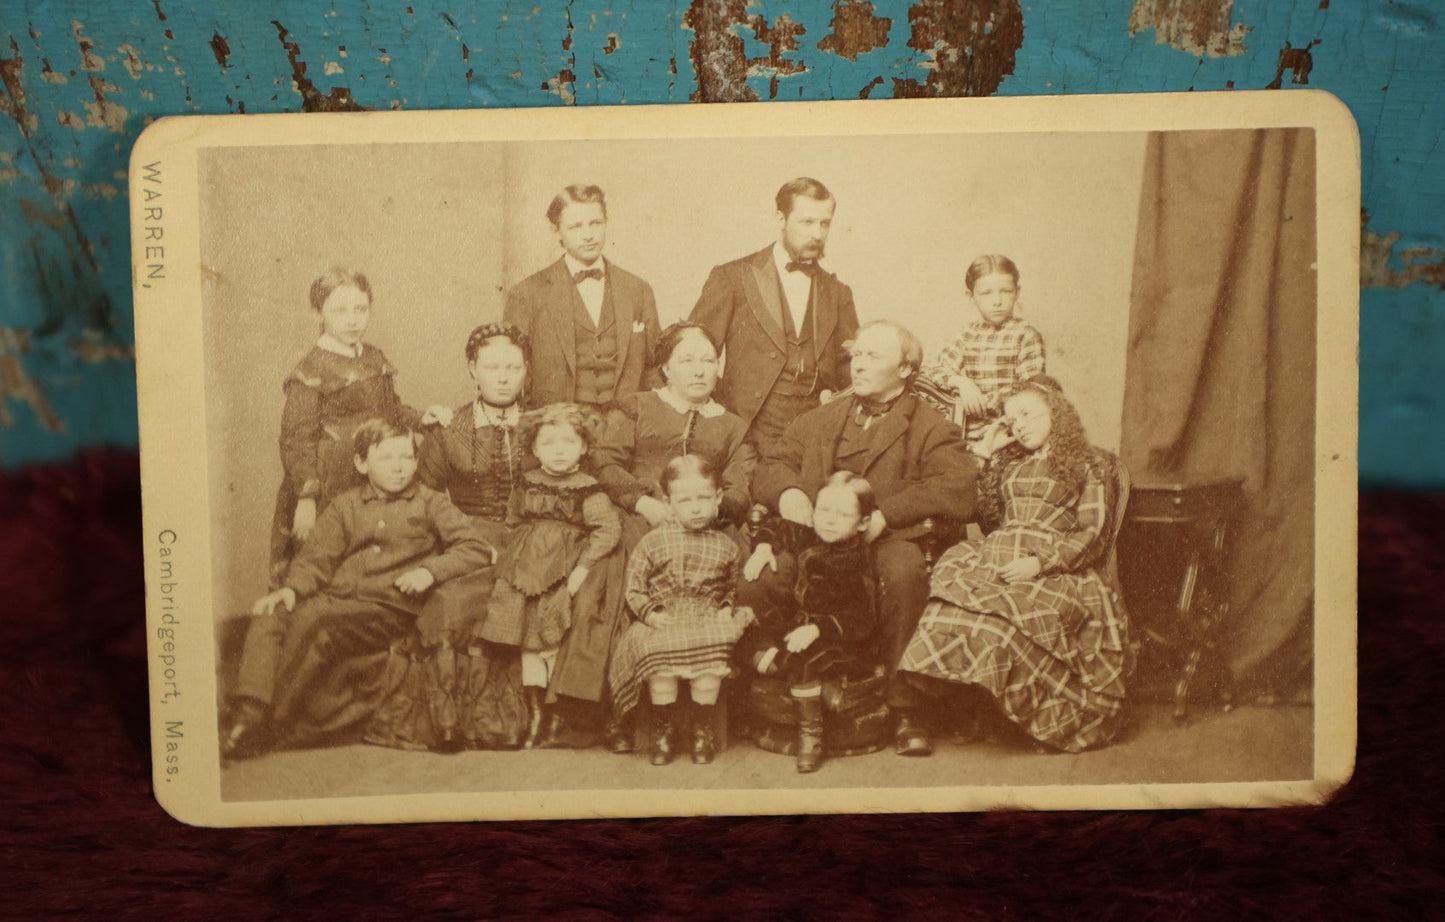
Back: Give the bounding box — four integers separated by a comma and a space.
608, 523, 751, 718
925, 317, 1045, 441
897, 453, 1129, 752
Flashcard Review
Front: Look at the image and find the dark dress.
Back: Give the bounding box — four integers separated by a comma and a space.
234, 482, 493, 750
481, 469, 622, 652
268, 342, 422, 588
363, 402, 531, 751
740, 522, 882, 687
897, 453, 1130, 752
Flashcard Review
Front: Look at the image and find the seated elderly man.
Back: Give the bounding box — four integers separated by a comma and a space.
741, 319, 979, 678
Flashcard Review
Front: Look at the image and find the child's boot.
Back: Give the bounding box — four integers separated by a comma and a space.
522, 686, 547, 749
794, 693, 826, 773
691, 703, 717, 764
650, 702, 678, 766
605, 709, 635, 754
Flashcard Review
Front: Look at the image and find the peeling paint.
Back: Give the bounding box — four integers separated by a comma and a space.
40, 57, 68, 84
81, 76, 129, 132
893, 0, 1023, 98
685, 0, 758, 102
1, 38, 39, 136
1362, 214, 1445, 290
747, 14, 808, 100
1129, 0, 1251, 58
210, 32, 231, 71
323, 61, 344, 76
817, 0, 893, 62
543, 70, 578, 104
604, 33, 620, 55
68, 331, 135, 363
116, 43, 143, 80
271, 20, 366, 112
71, 21, 106, 72
0, 328, 64, 433
1265, 39, 1320, 88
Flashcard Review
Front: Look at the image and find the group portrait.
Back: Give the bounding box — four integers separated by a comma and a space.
195, 120, 1325, 806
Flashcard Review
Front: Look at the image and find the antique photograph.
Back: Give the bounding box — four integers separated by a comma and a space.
134, 94, 1357, 824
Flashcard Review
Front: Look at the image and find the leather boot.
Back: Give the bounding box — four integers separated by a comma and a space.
220, 698, 272, 763
605, 709, 635, 754
794, 694, 825, 773
522, 686, 547, 749
649, 702, 678, 766
691, 703, 717, 765
893, 708, 934, 757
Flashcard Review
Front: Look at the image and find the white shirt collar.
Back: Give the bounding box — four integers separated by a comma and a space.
653, 386, 726, 419
317, 333, 363, 358
773, 240, 820, 275
563, 253, 607, 280
473, 401, 521, 428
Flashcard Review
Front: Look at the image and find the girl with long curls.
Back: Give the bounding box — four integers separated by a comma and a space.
890, 375, 1132, 755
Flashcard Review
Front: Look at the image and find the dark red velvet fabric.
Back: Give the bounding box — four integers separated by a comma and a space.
2, 451, 1440, 917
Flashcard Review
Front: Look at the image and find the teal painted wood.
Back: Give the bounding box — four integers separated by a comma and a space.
0, 1, 1440, 483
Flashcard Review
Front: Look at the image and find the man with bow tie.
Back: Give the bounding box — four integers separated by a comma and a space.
744, 320, 979, 676
688, 177, 859, 455
505, 184, 661, 411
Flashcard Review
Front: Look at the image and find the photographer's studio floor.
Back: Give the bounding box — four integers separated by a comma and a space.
219, 702, 1313, 803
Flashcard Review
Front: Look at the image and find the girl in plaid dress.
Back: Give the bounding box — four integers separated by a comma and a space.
480, 404, 621, 748
608, 455, 752, 766
892, 377, 1131, 754
923, 255, 1046, 443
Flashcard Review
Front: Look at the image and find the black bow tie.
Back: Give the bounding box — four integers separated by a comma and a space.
853, 395, 897, 421
785, 260, 819, 277
573, 268, 603, 284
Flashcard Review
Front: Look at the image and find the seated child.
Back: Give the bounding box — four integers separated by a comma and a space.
924, 254, 1046, 443
608, 455, 753, 766
741, 471, 881, 773
223, 418, 493, 760
479, 403, 622, 749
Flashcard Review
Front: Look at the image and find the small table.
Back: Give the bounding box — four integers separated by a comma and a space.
1117, 478, 1245, 720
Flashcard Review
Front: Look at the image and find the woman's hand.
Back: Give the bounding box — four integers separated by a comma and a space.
394, 567, 437, 595
635, 495, 674, 528
951, 375, 987, 416
644, 609, 673, 629
744, 544, 777, 581
784, 623, 821, 653
566, 565, 589, 596
998, 556, 1042, 583
974, 419, 1018, 460
292, 498, 317, 542
778, 488, 814, 528
252, 587, 297, 616
421, 405, 454, 427
864, 509, 888, 543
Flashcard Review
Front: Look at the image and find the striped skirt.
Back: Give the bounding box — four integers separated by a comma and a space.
608, 606, 751, 718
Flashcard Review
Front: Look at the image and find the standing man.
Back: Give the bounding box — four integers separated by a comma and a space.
505, 184, 661, 411
743, 320, 978, 677
689, 177, 859, 454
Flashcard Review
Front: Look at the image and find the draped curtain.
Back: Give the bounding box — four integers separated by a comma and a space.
1120, 128, 1317, 699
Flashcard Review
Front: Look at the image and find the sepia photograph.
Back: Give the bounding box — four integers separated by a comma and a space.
133, 93, 1357, 824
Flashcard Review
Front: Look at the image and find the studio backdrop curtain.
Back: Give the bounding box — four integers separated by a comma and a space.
1120, 128, 1317, 701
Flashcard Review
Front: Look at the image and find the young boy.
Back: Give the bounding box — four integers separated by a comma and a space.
741, 471, 881, 772
222, 418, 494, 760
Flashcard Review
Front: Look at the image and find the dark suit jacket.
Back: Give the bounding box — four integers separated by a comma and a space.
503, 257, 661, 407
688, 246, 858, 429
752, 392, 978, 534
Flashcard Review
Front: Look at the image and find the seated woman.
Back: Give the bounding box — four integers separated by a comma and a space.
590, 321, 758, 748
363, 323, 533, 751
890, 376, 1131, 755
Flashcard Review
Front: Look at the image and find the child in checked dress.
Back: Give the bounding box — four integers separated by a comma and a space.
608, 455, 752, 766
